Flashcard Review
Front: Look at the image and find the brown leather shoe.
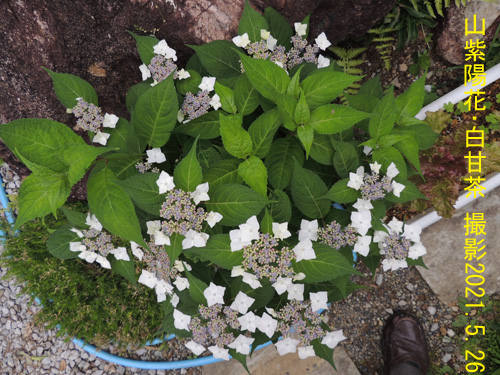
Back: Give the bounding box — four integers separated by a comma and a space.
382, 311, 429, 375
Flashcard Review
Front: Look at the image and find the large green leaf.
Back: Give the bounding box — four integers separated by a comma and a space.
267, 189, 292, 223
126, 82, 151, 114
309, 104, 370, 134
164, 233, 184, 266
106, 118, 131, 152
106, 153, 143, 180
0, 118, 85, 173
184, 267, 208, 305
294, 243, 360, 282
275, 93, 297, 131
234, 74, 260, 115
238, 156, 268, 197
215, 82, 237, 114
297, 124, 314, 158
372, 146, 407, 179
398, 124, 438, 150
301, 71, 360, 109
118, 172, 165, 216
110, 257, 137, 285
264, 7, 293, 49
63, 144, 115, 186
43, 68, 98, 108
248, 109, 281, 158
203, 159, 243, 187
385, 180, 427, 203
184, 234, 244, 269
322, 179, 361, 204
238, 0, 268, 42
265, 138, 304, 190
219, 113, 253, 159
395, 75, 426, 117
47, 223, 80, 260
309, 134, 335, 166
291, 161, 330, 219
176, 70, 202, 96
311, 339, 336, 371
128, 31, 159, 65
332, 142, 359, 179
394, 136, 421, 174
294, 90, 310, 125
239, 54, 290, 102
174, 111, 221, 139
15, 172, 71, 230
205, 184, 269, 226
174, 138, 203, 192
368, 87, 396, 139
132, 74, 178, 147
87, 167, 146, 247
189, 40, 241, 78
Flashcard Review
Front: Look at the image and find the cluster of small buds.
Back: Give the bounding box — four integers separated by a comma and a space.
135, 162, 160, 174
245, 40, 271, 60
242, 233, 295, 283
318, 221, 358, 250
148, 55, 178, 83
189, 304, 240, 347
81, 228, 114, 257
159, 189, 208, 236
181, 91, 212, 121
72, 98, 104, 132
277, 300, 325, 346
142, 241, 179, 283
359, 172, 393, 201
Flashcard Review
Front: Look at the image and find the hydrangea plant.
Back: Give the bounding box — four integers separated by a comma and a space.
0, 1, 438, 370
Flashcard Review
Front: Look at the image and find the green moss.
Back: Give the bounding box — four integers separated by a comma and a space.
1, 209, 165, 349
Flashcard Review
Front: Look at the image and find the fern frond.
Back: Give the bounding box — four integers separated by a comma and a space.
409, 0, 419, 10
346, 47, 366, 59
425, 0, 436, 18
435, 0, 444, 16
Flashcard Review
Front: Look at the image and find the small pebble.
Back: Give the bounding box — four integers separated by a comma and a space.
442, 354, 452, 363
447, 329, 455, 337
406, 283, 414, 291
427, 306, 437, 316
431, 323, 439, 332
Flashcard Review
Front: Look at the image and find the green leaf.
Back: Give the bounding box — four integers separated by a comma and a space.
0, 118, 85, 173
311, 339, 336, 371
63, 144, 115, 186
276, 93, 297, 131
203, 159, 243, 187
164, 233, 184, 266
238, 0, 268, 42
394, 137, 421, 174
395, 75, 426, 117
386, 180, 427, 203
230, 278, 274, 310
332, 142, 359, 179
260, 208, 273, 234
239, 53, 290, 102
47, 223, 80, 260
322, 179, 361, 203
184, 266, 208, 305
369, 87, 396, 139
294, 90, 310, 124
301, 71, 360, 109
110, 257, 137, 285
372, 146, 407, 179
294, 243, 360, 282
61, 206, 88, 228
399, 124, 438, 150
359, 76, 383, 98
126, 82, 151, 114
264, 7, 293, 49
127, 31, 159, 65
265, 138, 304, 190
87, 167, 146, 247
291, 161, 330, 219
43, 68, 98, 108
205, 184, 269, 226
106, 118, 132, 151
132, 74, 178, 147
176, 70, 202, 95
174, 138, 203, 192
105, 153, 143, 180
219, 113, 253, 159
118, 172, 165, 215
174, 111, 221, 139
267, 189, 292, 223
309, 134, 335, 166
238, 156, 268, 197
249, 109, 282, 158
345, 93, 380, 113
215, 82, 237, 114
297, 125, 314, 158
309, 104, 370, 134
228, 349, 251, 375
185, 234, 243, 269
287, 66, 303, 99
189, 40, 241, 78
234, 74, 260, 115
15, 172, 71, 230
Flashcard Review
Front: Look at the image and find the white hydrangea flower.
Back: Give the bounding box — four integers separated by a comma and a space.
170, 293, 180, 307
228, 335, 255, 355
139, 64, 151, 81
424, 84, 432, 93
182, 229, 209, 249
298, 219, 318, 241
174, 260, 192, 272
266, 307, 278, 318
191, 182, 210, 204
382, 258, 408, 272
203, 282, 226, 307
210, 93, 221, 110
315, 32, 331, 50
272, 222, 291, 240
86, 213, 103, 232
130, 241, 144, 260
206, 211, 223, 228
103, 113, 119, 128
298, 345, 315, 359
238, 311, 260, 332
138, 270, 158, 289
199, 77, 216, 92
387, 217, 403, 234
272, 277, 292, 295
293, 272, 306, 281
294, 22, 307, 36
155, 279, 174, 302
154, 230, 171, 246
153, 40, 177, 61
173, 309, 191, 331
70, 228, 84, 238
321, 329, 346, 349
146, 148, 166, 164
370, 161, 382, 174
177, 109, 185, 123
186, 340, 205, 356
230, 291, 255, 314
353, 199, 373, 211
363, 146, 373, 155
350, 210, 372, 236
146, 220, 162, 235
173, 276, 189, 291
96, 255, 111, 269
287, 283, 304, 301
156, 171, 175, 194
241, 272, 262, 289
260, 29, 270, 40
229, 216, 260, 251
110, 247, 130, 261
231, 265, 245, 278
408, 242, 426, 259
317, 54, 330, 69
347, 166, 365, 190
258, 312, 278, 338
232, 33, 251, 48
79, 250, 98, 263
392, 181, 405, 197
373, 230, 389, 243
69, 241, 86, 253
293, 239, 316, 262
266, 35, 277, 51
274, 61, 284, 69
177, 69, 190, 80
403, 223, 422, 243
276, 337, 300, 356
208, 346, 230, 361
354, 235, 371, 257
309, 291, 328, 312
386, 162, 399, 179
